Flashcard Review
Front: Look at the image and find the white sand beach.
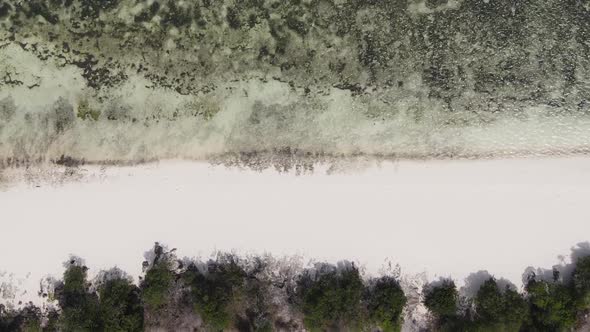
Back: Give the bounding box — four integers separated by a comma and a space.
1, 156, 590, 305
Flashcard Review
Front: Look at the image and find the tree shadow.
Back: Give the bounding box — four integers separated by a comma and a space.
522, 242, 590, 284
461, 270, 516, 298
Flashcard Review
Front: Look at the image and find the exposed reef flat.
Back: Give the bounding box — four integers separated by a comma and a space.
1, 0, 590, 170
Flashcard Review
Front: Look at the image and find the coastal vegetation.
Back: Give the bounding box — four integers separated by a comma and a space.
2, 243, 590, 331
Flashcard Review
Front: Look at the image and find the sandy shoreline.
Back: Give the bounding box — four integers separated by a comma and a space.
1, 156, 590, 306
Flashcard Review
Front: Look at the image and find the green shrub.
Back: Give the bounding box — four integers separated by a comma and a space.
501, 287, 529, 329
365, 276, 407, 332
0, 303, 42, 332
424, 280, 458, 320
183, 254, 247, 331
475, 279, 504, 322
141, 261, 174, 310
97, 274, 144, 332
573, 256, 590, 309
56, 261, 145, 332
424, 278, 529, 331
57, 262, 101, 331
44, 308, 61, 332
472, 278, 528, 331
296, 263, 364, 331
525, 278, 577, 331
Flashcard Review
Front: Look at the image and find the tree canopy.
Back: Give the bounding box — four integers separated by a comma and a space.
295, 263, 365, 331
2, 243, 590, 331
365, 276, 407, 332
